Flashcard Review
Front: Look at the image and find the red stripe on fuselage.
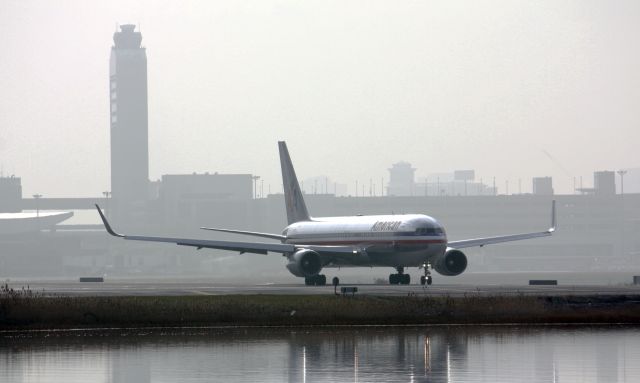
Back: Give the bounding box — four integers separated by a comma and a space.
287, 239, 447, 246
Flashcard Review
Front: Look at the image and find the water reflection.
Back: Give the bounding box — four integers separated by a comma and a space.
1, 326, 640, 382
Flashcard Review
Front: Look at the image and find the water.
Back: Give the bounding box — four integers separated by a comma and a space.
1, 325, 639, 382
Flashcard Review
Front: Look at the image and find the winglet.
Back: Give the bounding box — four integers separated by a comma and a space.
548, 200, 557, 233
95, 204, 124, 237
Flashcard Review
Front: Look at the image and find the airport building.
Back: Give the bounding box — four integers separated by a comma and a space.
1, 173, 639, 279
418, 173, 494, 197
109, 24, 149, 221
617, 168, 640, 193
594, 171, 616, 196
158, 173, 253, 228
533, 177, 554, 195
0, 175, 22, 213
388, 161, 496, 197
387, 162, 416, 196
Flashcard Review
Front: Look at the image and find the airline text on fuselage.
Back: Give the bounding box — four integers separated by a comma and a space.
371, 221, 402, 232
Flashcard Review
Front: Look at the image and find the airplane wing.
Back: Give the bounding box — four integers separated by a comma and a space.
95, 204, 292, 254
200, 227, 286, 241
447, 200, 556, 249
96, 205, 359, 256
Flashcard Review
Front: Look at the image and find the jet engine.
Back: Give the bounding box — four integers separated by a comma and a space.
286, 249, 322, 277
433, 248, 467, 276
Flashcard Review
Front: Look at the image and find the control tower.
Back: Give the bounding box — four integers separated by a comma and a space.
109, 24, 149, 220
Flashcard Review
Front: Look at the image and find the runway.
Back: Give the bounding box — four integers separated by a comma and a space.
9, 280, 640, 297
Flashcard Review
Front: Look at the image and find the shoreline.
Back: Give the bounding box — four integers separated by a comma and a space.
2, 293, 640, 330
2, 322, 640, 335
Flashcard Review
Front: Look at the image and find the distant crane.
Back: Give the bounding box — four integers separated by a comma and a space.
540, 150, 572, 177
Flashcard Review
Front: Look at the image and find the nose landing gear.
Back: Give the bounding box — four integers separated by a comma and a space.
420, 264, 432, 286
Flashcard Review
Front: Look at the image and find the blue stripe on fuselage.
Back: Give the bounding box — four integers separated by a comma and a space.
286, 231, 445, 241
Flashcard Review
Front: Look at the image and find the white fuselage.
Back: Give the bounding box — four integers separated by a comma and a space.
283, 214, 448, 268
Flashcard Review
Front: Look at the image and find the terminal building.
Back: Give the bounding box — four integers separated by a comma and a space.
389, 162, 495, 197
158, 173, 253, 228
0, 175, 22, 213
533, 177, 554, 195
1, 191, 638, 279
594, 171, 616, 196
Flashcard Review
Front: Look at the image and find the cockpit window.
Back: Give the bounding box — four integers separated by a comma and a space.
415, 227, 444, 236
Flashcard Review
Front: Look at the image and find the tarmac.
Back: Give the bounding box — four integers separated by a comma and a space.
8, 280, 640, 297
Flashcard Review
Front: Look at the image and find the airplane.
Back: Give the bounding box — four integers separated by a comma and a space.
96, 141, 556, 286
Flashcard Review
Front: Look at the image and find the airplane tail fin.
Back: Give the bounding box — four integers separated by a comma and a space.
278, 141, 311, 224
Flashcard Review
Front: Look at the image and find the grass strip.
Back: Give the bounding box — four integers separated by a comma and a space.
2, 290, 640, 330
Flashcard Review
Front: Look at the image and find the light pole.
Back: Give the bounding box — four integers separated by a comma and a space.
102, 191, 112, 256
617, 170, 627, 196
518, 178, 522, 195
617, 170, 628, 263
102, 191, 111, 218
252, 176, 260, 199
33, 194, 42, 217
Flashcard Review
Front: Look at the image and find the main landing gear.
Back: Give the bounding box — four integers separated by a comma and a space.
305, 274, 327, 286
389, 267, 410, 285
420, 265, 433, 286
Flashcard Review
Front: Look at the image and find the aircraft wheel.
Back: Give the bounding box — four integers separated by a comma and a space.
420, 275, 426, 285
426, 276, 433, 285
305, 275, 327, 286
401, 274, 411, 285
389, 274, 398, 285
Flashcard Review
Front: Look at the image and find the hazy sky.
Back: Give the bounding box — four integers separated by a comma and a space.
1, 0, 639, 197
